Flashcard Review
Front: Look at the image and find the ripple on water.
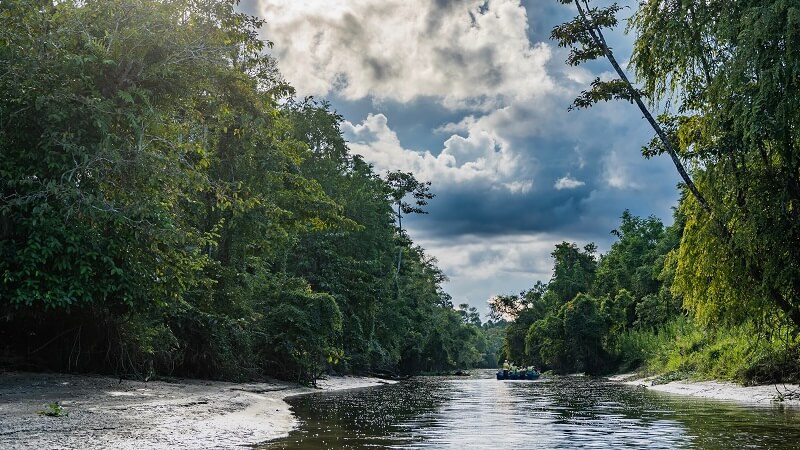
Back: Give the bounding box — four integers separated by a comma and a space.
261, 370, 800, 449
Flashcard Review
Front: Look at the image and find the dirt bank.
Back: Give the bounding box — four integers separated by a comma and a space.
609, 373, 800, 406
0, 372, 394, 449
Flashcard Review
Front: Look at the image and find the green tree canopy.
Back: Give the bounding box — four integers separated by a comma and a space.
628, 0, 800, 327
0, 0, 490, 383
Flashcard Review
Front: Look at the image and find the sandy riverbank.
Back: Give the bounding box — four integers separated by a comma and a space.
0, 371, 394, 449
608, 372, 800, 406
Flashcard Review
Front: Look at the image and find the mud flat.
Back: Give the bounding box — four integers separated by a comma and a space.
609, 372, 800, 406
0, 372, 394, 449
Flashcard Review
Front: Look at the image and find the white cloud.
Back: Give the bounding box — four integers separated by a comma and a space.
413, 230, 603, 314
256, 0, 555, 108
505, 180, 534, 194
254, 0, 655, 199
247, 0, 682, 315
342, 113, 532, 193
417, 233, 555, 281
603, 136, 649, 190
554, 175, 585, 190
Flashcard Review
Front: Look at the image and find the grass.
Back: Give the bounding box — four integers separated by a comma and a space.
611, 316, 800, 385
37, 401, 68, 417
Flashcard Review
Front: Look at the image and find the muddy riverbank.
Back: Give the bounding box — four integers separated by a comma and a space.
0, 371, 393, 449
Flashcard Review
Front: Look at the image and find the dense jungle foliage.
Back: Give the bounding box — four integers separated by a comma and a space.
496, 0, 800, 383
0, 0, 505, 384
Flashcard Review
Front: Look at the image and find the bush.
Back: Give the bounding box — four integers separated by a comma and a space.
612, 316, 693, 374
613, 315, 800, 384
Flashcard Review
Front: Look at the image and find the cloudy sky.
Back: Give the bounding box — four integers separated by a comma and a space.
240, 0, 680, 316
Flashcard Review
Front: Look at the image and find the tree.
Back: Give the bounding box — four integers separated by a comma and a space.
552, 0, 800, 328
549, 242, 597, 303
591, 211, 679, 331
259, 286, 343, 386
279, 99, 396, 373
385, 170, 434, 278
593, 211, 665, 299
489, 281, 548, 321
526, 293, 608, 374
550, 0, 709, 211
0, 0, 239, 313
480, 321, 508, 367
559, 293, 609, 373
457, 303, 482, 327
627, 1, 800, 327
386, 170, 434, 234
600, 289, 635, 335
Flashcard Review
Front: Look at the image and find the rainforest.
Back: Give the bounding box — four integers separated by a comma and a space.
2, 0, 800, 391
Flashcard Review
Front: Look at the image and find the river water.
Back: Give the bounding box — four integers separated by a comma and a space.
262, 370, 800, 449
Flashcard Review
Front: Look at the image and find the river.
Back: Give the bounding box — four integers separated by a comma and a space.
261, 370, 800, 449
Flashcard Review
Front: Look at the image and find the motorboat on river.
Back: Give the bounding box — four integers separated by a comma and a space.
496, 369, 540, 380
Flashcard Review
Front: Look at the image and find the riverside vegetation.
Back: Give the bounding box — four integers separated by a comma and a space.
495, 0, 800, 385
3, 0, 799, 389
0, 0, 505, 384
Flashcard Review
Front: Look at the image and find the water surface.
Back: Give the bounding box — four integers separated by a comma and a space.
262, 370, 800, 449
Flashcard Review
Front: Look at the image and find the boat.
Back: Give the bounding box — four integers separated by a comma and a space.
496, 369, 540, 380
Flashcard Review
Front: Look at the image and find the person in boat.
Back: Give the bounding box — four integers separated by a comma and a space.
511, 361, 520, 378
502, 359, 510, 377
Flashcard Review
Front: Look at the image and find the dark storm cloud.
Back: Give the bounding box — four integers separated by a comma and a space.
364, 57, 396, 82
337, 86, 680, 246
395, 101, 681, 244
413, 184, 594, 236
410, 164, 676, 242
433, 46, 505, 86
427, 0, 470, 33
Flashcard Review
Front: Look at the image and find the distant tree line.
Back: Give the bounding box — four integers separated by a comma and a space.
0, 0, 503, 383
494, 210, 684, 374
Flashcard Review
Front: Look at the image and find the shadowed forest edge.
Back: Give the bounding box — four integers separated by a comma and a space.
2, 0, 799, 386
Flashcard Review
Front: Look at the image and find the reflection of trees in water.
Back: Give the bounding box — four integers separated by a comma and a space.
545, 378, 800, 448
264, 375, 800, 449
548, 378, 800, 449
655, 396, 800, 449
262, 378, 449, 448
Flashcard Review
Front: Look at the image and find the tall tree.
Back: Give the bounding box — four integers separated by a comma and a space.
385, 170, 434, 278
551, 0, 710, 211
386, 170, 434, 235
552, 0, 800, 327
549, 242, 597, 303
457, 303, 482, 327
627, 0, 800, 327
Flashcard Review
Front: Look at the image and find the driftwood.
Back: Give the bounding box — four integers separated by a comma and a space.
367, 369, 411, 380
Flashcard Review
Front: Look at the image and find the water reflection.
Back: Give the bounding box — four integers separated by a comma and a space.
261, 370, 800, 449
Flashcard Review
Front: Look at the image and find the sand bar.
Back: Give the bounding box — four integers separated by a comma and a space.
608, 372, 800, 406
0, 371, 394, 449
